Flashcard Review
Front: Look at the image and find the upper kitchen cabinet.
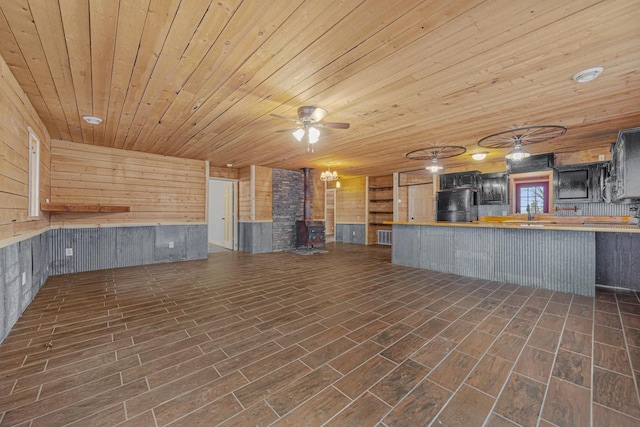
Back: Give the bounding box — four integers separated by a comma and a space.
611, 127, 640, 201
506, 153, 554, 174
439, 171, 480, 190
479, 172, 508, 205
555, 162, 608, 203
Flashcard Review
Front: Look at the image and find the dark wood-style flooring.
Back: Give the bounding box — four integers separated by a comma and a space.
1, 243, 640, 426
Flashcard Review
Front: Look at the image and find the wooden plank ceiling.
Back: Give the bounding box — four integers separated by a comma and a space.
0, 0, 639, 177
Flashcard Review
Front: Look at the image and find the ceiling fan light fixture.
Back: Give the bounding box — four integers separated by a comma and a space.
292, 128, 305, 141
471, 152, 488, 161
572, 66, 604, 83
308, 126, 320, 144
505, 141, 531, 161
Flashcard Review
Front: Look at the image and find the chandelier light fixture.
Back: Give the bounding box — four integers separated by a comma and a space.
405, 145, 467, 174
320, 167, 339, 182
478, 125, 567, 162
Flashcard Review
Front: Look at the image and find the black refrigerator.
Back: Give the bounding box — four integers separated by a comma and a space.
436, 188, 478, 222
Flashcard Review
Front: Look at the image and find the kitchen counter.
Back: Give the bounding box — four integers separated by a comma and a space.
385, 220, 640, 233
386, 220, 638, 296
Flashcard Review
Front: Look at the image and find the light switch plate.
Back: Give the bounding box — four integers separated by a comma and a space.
65, 248, 73, 256
169, 241, 174, 248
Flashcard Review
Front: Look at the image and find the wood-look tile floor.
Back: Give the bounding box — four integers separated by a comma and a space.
1, 243, 640, 426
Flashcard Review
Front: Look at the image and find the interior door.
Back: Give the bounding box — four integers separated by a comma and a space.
208, 179, 236, 250
325, 189, 336, 236
408, 183, 434, 222
222, 181, 234, 249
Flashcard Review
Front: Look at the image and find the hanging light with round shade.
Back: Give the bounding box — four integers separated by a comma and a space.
425, 157, 444, 173
478, 125, 567, 162
405, 145, 467, 174
504, 140, 530, 161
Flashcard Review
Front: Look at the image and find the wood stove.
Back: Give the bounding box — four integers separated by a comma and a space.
296, 220, 325, 249
295, 168, 325, 249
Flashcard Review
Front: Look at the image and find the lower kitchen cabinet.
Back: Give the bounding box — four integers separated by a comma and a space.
596, 232, 640, 290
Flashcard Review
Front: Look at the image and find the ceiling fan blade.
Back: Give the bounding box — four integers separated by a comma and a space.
275, 127, 301, 133
270, 113, 300, 124
319, 122, 350, 129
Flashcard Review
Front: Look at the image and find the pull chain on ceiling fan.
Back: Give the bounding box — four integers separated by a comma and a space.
271, 106, 350, 152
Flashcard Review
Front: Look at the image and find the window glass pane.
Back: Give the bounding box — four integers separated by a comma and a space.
515, 182, 548, 214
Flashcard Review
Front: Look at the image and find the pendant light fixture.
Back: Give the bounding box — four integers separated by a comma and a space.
406, 146, 466, 174
504, 140, 530, 161
478, 125, 567, 161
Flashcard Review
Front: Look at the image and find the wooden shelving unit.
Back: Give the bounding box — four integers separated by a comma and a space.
41, 203, 130, 213
367, 175, 394, 244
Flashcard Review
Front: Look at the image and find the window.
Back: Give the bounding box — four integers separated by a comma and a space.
508, 170, 554, 214
516, 181, 549, 213
28, 128, 40, 217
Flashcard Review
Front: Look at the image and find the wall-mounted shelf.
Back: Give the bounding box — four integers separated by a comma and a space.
41, 203, 130, 213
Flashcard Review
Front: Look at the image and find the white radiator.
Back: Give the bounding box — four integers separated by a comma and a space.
377, 230, 392, 245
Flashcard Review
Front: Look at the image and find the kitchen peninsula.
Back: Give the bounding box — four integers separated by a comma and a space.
388, 219, 640, 297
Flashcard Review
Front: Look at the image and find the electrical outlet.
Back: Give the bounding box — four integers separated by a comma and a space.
599, 154, 605, 161
352, 231, 356, 236
65, 248, 73, 256
169, 241, 174, 248
22, 272, 26, 286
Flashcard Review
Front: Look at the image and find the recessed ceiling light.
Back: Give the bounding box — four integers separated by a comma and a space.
572, 67, 604, 83
226, 163, 233, 168
82, 115, 103, 125
471, 152, 488, 161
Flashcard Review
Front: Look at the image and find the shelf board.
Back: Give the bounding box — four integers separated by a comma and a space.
369, 222, 392, 226
368, 186, 393, 190
369, 199, 393, 202
41, 203, 130, 213
369, 211, 393, 214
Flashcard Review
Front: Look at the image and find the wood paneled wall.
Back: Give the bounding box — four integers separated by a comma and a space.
238, 165, 272, 222
254, 166, 272, 221
336, 177, 366, 224
49, 140, 206, 226
210, 166, 239, 180
0, 53, 50, 242
238, 167, 251, 221
311, 171, 324, 220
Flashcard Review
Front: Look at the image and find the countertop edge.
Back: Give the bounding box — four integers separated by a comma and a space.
384, 221, 640, 233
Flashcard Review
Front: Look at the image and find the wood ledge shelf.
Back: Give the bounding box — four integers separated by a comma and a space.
41, 203, 130, 213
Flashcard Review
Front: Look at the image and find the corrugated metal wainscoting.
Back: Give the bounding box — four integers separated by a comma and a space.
392, 224, 596, 296
49, 225, 208, 275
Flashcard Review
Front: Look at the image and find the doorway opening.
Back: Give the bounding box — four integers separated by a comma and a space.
325, 188, 336, 243
208, 179, 237, 251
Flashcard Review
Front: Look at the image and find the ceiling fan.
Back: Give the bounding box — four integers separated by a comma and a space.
271, 106, 350, 151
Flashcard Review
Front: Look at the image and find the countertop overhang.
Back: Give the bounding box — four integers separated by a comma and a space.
385, 220, 640, 233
